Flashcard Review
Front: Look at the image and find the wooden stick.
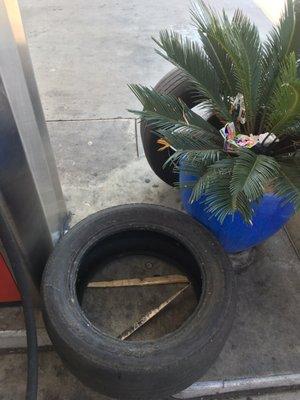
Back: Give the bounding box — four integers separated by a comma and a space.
118, 283, 191, 340
87, 274, 189, 288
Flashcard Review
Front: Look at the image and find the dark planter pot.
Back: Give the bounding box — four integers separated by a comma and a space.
180, 170, 295, 253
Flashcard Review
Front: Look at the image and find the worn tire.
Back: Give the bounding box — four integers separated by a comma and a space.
42, 204, 236, 400
140, 69, 200, 186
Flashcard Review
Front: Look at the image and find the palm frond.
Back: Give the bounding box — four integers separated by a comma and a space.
273, 159, 300, 210
189, 171, 213, 202
230, 9, 262, 130
191, 1, 262, 133
259, 0, 296, 129
191, 1, 236, 97
129, 84, 220, 133
153, 31, 231, 121
182, 157, 236, 217
190, 158, 253, 223
129, 85, 223, 148
167, 148, 223, 167
230, 149, 279, 205
177, 162, 207, 178
160, 127, 222, 150
264, 0, 296, 63
203, 173, 253, 224
266, 52, 300, 134
130, 0, 300, 225
284, 120, 300, 135
207, 157, 236, 170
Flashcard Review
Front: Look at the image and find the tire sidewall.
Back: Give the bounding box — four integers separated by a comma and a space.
42, 204, 235, 398
140, 69, 200, 186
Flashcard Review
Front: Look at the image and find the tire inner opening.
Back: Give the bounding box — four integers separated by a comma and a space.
76, 229, 202, 341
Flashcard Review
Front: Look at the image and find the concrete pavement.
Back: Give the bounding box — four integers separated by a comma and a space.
19, 0, 272, 121
0, 1, 299, 399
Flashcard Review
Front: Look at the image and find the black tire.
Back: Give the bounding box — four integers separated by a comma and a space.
42, 204, 236, 400
141, 69, 200, 186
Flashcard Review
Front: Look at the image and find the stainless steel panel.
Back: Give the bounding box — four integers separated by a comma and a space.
0, 0, 67, 293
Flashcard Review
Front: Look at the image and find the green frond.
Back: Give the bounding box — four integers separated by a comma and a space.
188, 163, 234, 217
203, 175, 233, 222
264, 0, 296, 62
259, 0, 296, 121
191, 1, 262, 133
129, 84, 220, 133
266, 52, 300, 134
230, 149, 280, 204
190, 171, 213, 203
273, 160, 300, 210
129, 0, 299, 225
176, 151, 227, 177
191, 1, 236, 97
152, 30, 231, 121
207, 157, 236, 170
284, 120, 300, 135
167, 149, 223, 166
203, 173, 253, 224
199, 159, 237, 223
129, 85, 223, 148
230, 9, 262, 129
161, 127, 222, 150
177, 162, 207, 178
190, 0, 215, 32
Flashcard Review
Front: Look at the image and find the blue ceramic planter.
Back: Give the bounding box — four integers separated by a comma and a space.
180, 171, 295, 253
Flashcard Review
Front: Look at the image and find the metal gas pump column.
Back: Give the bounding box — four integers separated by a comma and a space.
0, 0, 67, 301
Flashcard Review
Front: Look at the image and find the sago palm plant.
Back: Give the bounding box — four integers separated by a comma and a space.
130, 0, 300, 223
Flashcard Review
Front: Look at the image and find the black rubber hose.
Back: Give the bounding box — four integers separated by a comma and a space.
0, 193, 38, 400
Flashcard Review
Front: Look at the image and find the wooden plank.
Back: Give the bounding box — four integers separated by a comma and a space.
87, 274, 189, 288
118, 283, 191, 340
